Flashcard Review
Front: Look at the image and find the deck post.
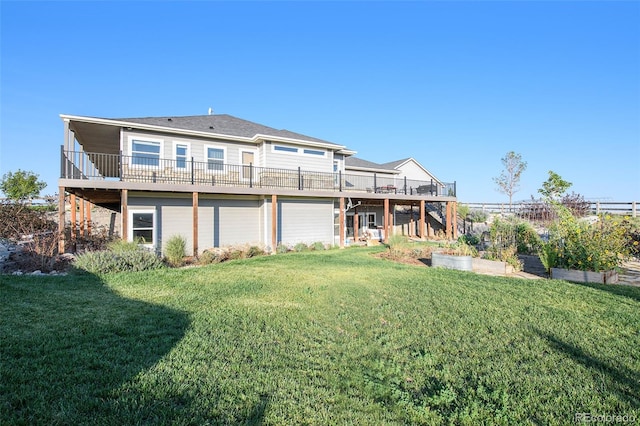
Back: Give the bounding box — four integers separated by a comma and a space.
445, 201, 452, 240
271, 194, 277, 252
87, 201, 92, 236
452, 201, 458, 239
121, 189, 128, 241
420, 200, 426, 239
384, 198, 390, 244
353, 208, 359, 242
633, 201, 637, 218
193, 192, 199, 256
339, 197, 345, 248
79, 197, 85, 238
70, 194, 77, 250
58, 188, 65, 254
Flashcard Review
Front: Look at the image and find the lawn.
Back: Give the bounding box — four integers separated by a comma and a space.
1, 247, 639, 425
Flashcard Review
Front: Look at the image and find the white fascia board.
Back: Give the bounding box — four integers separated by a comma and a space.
252, 134, 346, 151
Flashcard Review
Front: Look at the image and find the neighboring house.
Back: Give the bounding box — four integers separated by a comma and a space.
57, 113, 458, 255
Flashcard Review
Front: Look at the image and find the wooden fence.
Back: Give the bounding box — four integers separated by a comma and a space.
463, 201, 638, 218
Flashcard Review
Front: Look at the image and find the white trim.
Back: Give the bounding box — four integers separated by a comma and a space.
127, 136, 164, 169
172, 141, 191, 171
204, 144, 227, 172
129, 209, 156, 249
239, 148, 258, 180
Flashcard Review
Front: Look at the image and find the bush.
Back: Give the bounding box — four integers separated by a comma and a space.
198, 250, 219, 265
0, 202, 58, 271
73, 240, 165, 274
293, 242, 309, 252
541, 205, 631, 272
165, 235, 187, 267
311, 241, 326, 251
246, 245, 265, 258
458, 233, 480, 246
489, 217, 541, 255
468, 210, 488, 223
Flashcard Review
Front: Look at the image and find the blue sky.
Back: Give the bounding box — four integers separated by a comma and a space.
1, 1, 639, 203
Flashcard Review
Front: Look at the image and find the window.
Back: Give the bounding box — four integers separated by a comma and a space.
130, 210, 155, 247
131, 139, 162, 167
303, 148, 325, 157
174, 142, 189, 169
206, 146, 225, 171
273, 145, 298, 153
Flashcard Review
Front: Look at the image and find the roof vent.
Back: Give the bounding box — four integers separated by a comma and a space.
167, 118, 173, 122
209, 126, 214, 129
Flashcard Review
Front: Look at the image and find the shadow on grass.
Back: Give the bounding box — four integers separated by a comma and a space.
536, 329, 640, 409
571, 280, 640, 303
1, 273, 269, 424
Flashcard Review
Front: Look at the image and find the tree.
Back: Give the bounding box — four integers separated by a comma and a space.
0, 169, 47, 203
538, 170, 572, 201
493, 151, 527, 210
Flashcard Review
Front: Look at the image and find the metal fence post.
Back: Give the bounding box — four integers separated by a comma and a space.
339, 171, 342, 192
249, 163, 253, 188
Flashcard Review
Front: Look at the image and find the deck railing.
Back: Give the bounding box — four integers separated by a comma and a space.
61, 149, 456, 197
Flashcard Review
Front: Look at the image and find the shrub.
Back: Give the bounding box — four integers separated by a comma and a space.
165, 235, 187, 267
73, 240, 165, 274
293, 242, 309, 252
458, 233, 480, 246
246, 245, 265, 258
276, 243, 289, 254
311, 241, 326, 251
468, 210, 488, 223
540, 206, 631, 272
198, 250, 219, 265
228, 248, 246, 260
0, 201, 58, 271
489, 217, 541, 255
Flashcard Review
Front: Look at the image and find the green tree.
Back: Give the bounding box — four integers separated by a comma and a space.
538, 170, 572, 200
493, 151, 527, 210
0, 169, 47, 203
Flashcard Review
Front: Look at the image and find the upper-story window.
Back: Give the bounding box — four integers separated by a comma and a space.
272, 144, 326, 157
131, 139, 162, 167
273, 145, 298, 153
174, 142, 190, 169
303, 149, 325, 157
206, 145, 225, 171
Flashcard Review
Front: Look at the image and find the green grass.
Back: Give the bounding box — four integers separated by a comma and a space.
2, 248, 639, 425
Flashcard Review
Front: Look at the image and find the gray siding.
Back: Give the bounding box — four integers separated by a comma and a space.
274, 198, 334, 246
128, 193, 194, 256
199, 195, 262, 248
263, 141, 332, 172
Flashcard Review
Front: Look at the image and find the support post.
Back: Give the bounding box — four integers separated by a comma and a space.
121, 189, 128, 241
271, 194, 277, 252
79, 198, 85, 238
87, 202, 92, 236
339, 197, 345, 248
445, 202, 452, 240
452, 201, 458, 240
420, 200, 426, 239
58, 188, 65, 254
353, 208, 359, 242
409, 206, 414, 237
70, 194, 77, 250
384, 198, 390, 244
193, 192, 199, 256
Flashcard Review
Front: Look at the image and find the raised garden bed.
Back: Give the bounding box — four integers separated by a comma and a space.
551, 268, 619, 284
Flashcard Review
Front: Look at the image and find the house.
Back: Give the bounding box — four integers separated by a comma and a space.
57, 113, 458, 255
